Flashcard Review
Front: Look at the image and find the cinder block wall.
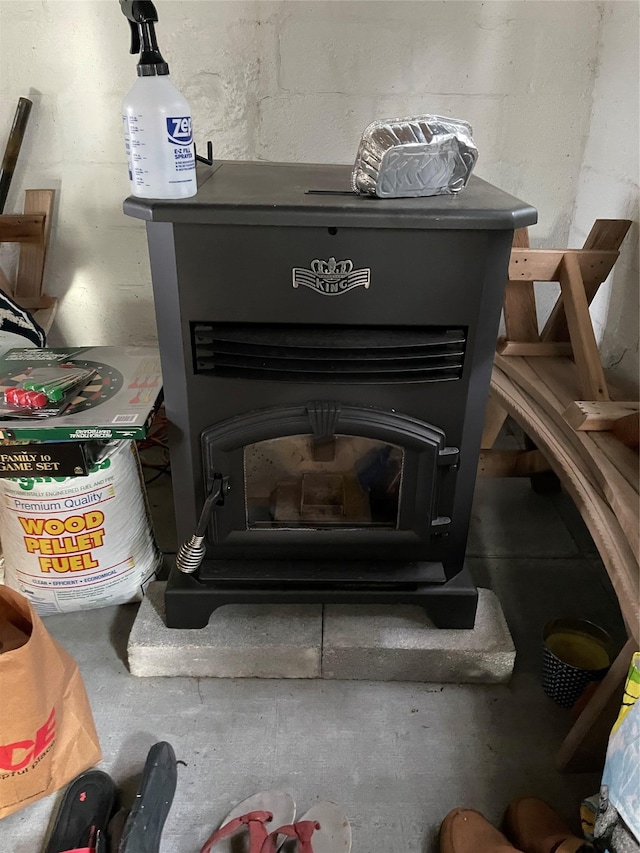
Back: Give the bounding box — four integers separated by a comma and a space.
567, 2, 639, 390
0, 1, 637, 388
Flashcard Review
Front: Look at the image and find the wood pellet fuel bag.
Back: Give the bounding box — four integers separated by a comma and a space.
0, 441, 161, 614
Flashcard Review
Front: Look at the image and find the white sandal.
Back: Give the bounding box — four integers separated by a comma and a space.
200, 791, 296, 853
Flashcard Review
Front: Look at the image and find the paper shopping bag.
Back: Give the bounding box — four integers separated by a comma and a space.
0, 584, 102, 818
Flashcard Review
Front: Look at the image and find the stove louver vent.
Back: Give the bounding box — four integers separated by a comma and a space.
192, 324, 467, 383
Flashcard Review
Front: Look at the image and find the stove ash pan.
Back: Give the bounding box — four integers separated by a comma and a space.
124, 161, 537, 629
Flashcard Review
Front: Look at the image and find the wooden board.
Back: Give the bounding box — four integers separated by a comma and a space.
612, 412, 640, 449
582, 219, 633, 252
512, 227, 531, 249
555, 639, 635, 772
504, 221, 537, 342
480, 390, 508, 449
15, 189, 55, 304
0, 214, 44, 242
0, 265, 11, 295
32, 300, 58, 335
557, 253, 609, 401
503, 280, 539, 342
478, 449, 550, 477
497, 340, 572, 357
563, 401, 640, 431
0, 190, 56, 328
16, 292, 58, 335
508, 249, 619, 283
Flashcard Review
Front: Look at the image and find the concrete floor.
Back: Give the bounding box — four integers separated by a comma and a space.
0, 464, 626, 853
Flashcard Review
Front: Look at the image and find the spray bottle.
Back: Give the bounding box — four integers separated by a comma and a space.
120, 0, 197, 199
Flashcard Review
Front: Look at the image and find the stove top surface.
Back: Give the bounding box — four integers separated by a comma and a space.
124, 160, 537, 231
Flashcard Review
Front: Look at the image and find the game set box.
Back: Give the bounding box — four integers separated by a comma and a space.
0, 347, 162, 476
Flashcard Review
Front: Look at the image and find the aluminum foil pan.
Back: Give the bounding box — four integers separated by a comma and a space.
352, 115, 478, 198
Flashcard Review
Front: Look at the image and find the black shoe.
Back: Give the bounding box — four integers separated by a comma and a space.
44, 769, 116, 853
118, 742, 178, 853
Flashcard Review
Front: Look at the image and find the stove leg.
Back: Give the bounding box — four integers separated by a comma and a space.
164, 569, 223, 629
415, 564, 478, 628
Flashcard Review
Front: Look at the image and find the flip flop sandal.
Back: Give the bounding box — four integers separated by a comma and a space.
200, 790, 296, 853
106, 807, 128, 852
261, 802, 352, 853
43, 769, 116, 853
118, 741, 178, 853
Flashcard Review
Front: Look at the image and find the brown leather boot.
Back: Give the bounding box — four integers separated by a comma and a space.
503, 798, 592, 853
440, 808, 524, 853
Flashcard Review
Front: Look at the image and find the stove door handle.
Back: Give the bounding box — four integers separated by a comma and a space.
176, 476, 229, 574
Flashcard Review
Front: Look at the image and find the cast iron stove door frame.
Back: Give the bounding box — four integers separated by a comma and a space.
200, 401, 459, 560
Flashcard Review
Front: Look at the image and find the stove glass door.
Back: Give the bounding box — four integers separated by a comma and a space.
244, 435, 404, 529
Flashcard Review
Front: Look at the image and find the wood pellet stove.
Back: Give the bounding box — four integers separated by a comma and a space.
125, 162, 536, 629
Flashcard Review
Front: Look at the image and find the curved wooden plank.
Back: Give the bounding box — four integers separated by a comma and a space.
537, 357, 639, 493
496, 355, 639, 562
491, 365, 640, 643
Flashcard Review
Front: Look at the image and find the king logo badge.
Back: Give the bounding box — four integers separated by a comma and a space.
292, 258, 370, 296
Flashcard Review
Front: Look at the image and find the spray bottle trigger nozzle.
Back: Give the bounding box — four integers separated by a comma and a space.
128, 19, 140, 54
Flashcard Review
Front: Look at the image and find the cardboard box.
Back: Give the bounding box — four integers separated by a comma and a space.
0, 441, 103, 477
0, 346, 162, 443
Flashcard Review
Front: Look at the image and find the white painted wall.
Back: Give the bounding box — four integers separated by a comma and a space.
0, 1, 636, 386
568, 1, 639, 389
